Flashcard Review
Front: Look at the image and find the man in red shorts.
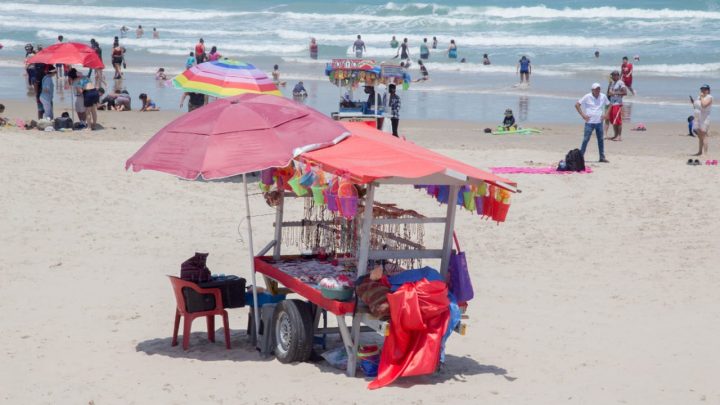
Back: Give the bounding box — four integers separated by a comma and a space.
621, 56, 635, 95
606, 70, 628, 141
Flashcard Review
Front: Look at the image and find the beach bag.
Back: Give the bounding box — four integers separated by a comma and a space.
355, 276, 390, 319
180, 252, 211, 283
561, 149, 585, 172
53, 116, 73, 130
448, 233, 474, 302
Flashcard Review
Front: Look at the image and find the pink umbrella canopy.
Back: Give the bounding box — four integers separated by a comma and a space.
125, 93, 349, 179
27, 42, 104, 69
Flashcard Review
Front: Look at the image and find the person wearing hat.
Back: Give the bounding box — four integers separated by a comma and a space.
502, 108, 516, 131
575, 83, 610, 163
605, 70, 628, 141
40, 67, 56, 120
691, 84, 713, 156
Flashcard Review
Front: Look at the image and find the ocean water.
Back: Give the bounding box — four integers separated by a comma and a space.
1, 0, 717, 122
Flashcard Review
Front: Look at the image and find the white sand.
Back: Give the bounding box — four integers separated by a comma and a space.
1, 102, 719, 404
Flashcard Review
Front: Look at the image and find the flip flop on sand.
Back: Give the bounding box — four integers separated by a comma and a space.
687, 159, 694, 165
694, 159, 701, 165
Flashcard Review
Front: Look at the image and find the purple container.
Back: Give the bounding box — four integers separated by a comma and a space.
475, 196, 483, 215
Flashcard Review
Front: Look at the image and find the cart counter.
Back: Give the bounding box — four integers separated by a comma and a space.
254, 256, 356, 315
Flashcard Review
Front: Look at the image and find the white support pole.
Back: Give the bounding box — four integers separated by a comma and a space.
356, 182, 375, 277
243, 173, 261, 342
439, 185, 459, 277
273, 180, 284, 261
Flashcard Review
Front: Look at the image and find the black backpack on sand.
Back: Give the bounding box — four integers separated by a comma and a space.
561, 149, 586, 172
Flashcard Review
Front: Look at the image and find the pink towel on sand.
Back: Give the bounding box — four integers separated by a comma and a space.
490, 166, 593, 174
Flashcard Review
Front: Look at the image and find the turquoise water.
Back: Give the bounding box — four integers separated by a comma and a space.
1, 1, 717, 122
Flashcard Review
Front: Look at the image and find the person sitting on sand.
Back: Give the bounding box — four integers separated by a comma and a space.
115, 90, 131, 111
292, 81, 307, 97
155, 68, 167, 80
138, 93, 159, 111
98, 88, 116, 110
272, 64, 286, 86
502, 108, 517, 130
0, 103, 7, 126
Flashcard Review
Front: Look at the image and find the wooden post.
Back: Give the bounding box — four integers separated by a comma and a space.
356, 182, 375, 277
439, 185, 459, 277
273, 178, 284, 260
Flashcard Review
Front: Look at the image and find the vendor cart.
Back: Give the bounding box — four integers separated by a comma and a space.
250, 122, 516, 382
325, 59, 406, 127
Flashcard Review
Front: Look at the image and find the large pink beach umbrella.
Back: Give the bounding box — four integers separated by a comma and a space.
126, 93, 349, 339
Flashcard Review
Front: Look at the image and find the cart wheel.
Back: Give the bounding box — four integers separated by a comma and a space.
272, 299, 314, 363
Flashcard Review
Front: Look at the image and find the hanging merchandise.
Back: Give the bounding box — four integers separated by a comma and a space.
260, 168, 275, 185
463, 186, 476, 212
337, 178, 359, 219
324, 177, 340, 212
288, 167, 309, 196
481, 184, 495, 219
448, 233, 474, 303
493, 189, 511, 223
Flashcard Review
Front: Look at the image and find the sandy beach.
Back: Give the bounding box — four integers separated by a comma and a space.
1, 99, 719, 404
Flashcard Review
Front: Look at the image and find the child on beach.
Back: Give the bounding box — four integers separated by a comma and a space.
502, 109, 517, 130
138, 93, 159, 111
0, 104, 7, 126
413, 60, 429, 82
185, 52, 195, 70
272, 65, 286, 86
155, 68, 167, 80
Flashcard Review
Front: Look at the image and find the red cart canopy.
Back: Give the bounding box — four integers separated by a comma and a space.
300, 122, 516, 190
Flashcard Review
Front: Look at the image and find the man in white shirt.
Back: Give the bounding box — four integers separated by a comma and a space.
575, 83, 610, 163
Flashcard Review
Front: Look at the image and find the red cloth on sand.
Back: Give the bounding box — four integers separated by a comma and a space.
368, 279, 450, 389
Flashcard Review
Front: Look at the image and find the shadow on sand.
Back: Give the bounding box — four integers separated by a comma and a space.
137, 329, 515, 387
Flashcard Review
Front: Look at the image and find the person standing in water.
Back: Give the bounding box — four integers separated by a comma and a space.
517, 55, 531, 85
396, 38, 410, 64
621, 56, 635, 95
432, 36, 438, 49
195, 38, 206, 64
420, 38, 430, 60
353, 35, 366, 58
447, 39, 457, 59
152, 28, 159, 39
136, 25, 144, 38
483, 53, 491, 65
309, 38, 318, 59
691, 84, 713, 157
390, 36, 399, 49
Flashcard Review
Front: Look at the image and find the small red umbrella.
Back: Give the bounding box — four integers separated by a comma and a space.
27, 42, 104, 69
126, 93, 349, 179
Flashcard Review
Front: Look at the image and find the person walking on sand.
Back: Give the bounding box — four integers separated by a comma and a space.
575, 83, 610, 163
111, 40, 124, 79
621, 56, 635, 95
691, 84, 713, 157
388, 84, 401, 137
353, 35, 366, 58
605, 70, 628, 141
517, 55, 531, 85
195, 38, 206, 64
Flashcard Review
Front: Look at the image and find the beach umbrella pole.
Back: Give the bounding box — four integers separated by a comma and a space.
243, 173, 261, 343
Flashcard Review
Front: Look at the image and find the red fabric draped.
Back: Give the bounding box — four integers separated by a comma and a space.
368, 279, 450, 389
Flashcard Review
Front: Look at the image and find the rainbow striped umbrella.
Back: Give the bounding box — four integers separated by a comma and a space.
172, 59, 281, 97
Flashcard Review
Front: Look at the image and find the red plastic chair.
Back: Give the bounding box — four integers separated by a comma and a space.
168, 276, 231, 350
